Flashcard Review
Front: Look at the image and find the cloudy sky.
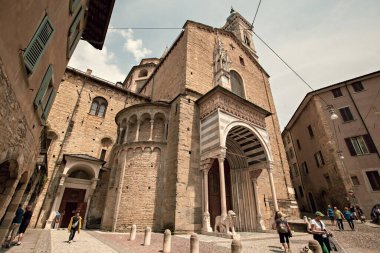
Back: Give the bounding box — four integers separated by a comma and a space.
69, 0, 380, 130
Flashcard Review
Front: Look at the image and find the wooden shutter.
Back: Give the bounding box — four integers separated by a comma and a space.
23, 16, 54, 72
67, 6, 84, 58
34, 64, 53, 108
41, 89, 57, 122
345, 138, 356, 156
70, 0, 81, 14
363, 134, 377, 153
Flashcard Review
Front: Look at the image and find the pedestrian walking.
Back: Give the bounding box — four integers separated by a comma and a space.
3, 204, 24, 248
67, 212, 82, 243
16, 205, 33, 245
333, 207, 344, 231
310, 211, 333, 253
275, 211, 292, 253
326, 205, 334, 225
349, 206, 358, 220
343, 207, 355, 230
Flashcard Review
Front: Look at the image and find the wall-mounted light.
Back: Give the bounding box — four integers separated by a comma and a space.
327, 105, 339, 120
337, 151, 344, 160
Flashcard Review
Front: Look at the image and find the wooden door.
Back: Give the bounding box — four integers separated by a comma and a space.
208, 159, 232, 228
58, 188, 86, 228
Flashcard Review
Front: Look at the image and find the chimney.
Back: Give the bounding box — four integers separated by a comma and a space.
86, 69, 92, 75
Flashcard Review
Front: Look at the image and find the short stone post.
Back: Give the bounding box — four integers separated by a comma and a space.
304, 216, 311, 232
144, 227, 152, 246
231, 237, 242, 253
129, 224, 136, 241
308, 240, 322, 253
163, 229, 171, 253
190, 233, 199, 253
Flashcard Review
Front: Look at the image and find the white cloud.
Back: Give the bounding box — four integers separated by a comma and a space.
113, 28, 152, 61
68, 41, 126, 83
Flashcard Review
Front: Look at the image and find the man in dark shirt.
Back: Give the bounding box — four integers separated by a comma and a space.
4, 204, 24, 247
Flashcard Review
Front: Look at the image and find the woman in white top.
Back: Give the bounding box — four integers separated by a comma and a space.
310, 211, 332, 253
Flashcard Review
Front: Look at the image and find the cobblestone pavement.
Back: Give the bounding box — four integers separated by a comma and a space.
324, 221, 380, 253
0, 229, 50, 253
89, 230, 315, 253
2, 222, 379, 253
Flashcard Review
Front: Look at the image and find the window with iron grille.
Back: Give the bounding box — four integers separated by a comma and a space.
344, 134, 377, 156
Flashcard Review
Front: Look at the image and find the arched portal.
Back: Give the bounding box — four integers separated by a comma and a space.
205, 124, 272, 232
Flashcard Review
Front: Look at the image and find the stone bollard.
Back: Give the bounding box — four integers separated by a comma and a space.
144, 227, 152, 246
129, 224, 137, 241
231, 238, 242, 253
190, 233, 199, 253
308, 240, 322, 253
163, 229, 171, 253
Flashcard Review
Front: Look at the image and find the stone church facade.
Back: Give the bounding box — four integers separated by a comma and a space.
32, 11, 298, 233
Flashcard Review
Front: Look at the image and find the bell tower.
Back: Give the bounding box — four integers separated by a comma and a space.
223, 8, 258, 58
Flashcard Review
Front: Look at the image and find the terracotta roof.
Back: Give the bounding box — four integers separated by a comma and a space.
82, 0, 116, 50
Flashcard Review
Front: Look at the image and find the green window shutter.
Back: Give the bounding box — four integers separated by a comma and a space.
23, 16, 54, 73
70, 0, 81, 14
42, 89, 57, 122
67, 6, 84, 58
34, 64, 53, 108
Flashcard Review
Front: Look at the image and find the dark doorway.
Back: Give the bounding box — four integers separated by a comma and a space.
208, 159, 233, 228
308, 192, 317, 213
59, 188, 86, 228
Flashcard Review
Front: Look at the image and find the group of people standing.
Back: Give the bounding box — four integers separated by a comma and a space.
326, 204, 364, 231
3, 204, 33, 248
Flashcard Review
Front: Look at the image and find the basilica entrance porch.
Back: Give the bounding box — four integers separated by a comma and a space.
197, 86, 278, 234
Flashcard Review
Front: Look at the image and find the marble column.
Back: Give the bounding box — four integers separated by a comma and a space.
116, 127, 121, 144
163, 120, 169, 141
134, 120, 140, 142
202, 168, 212, 232
218, 153, 227, 218
149, 119, 154, 141
123, 123, 129, 144
252, 177, 266, 231
267, 162, 279, 211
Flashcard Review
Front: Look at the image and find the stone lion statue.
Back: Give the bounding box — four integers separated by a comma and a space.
214, 210, 236, 234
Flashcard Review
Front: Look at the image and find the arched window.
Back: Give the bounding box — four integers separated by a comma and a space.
89, 97, 108, 117
230, 71, 245, 98
138, 69, 148, 78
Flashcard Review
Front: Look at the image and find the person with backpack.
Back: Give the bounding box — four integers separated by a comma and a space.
67, 212, 82, 243
275, 211, 292, 252
326, 205, 334, 225
310, 211, 333, 253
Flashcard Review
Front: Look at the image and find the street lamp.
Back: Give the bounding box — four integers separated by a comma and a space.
327, 105, 339, 120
